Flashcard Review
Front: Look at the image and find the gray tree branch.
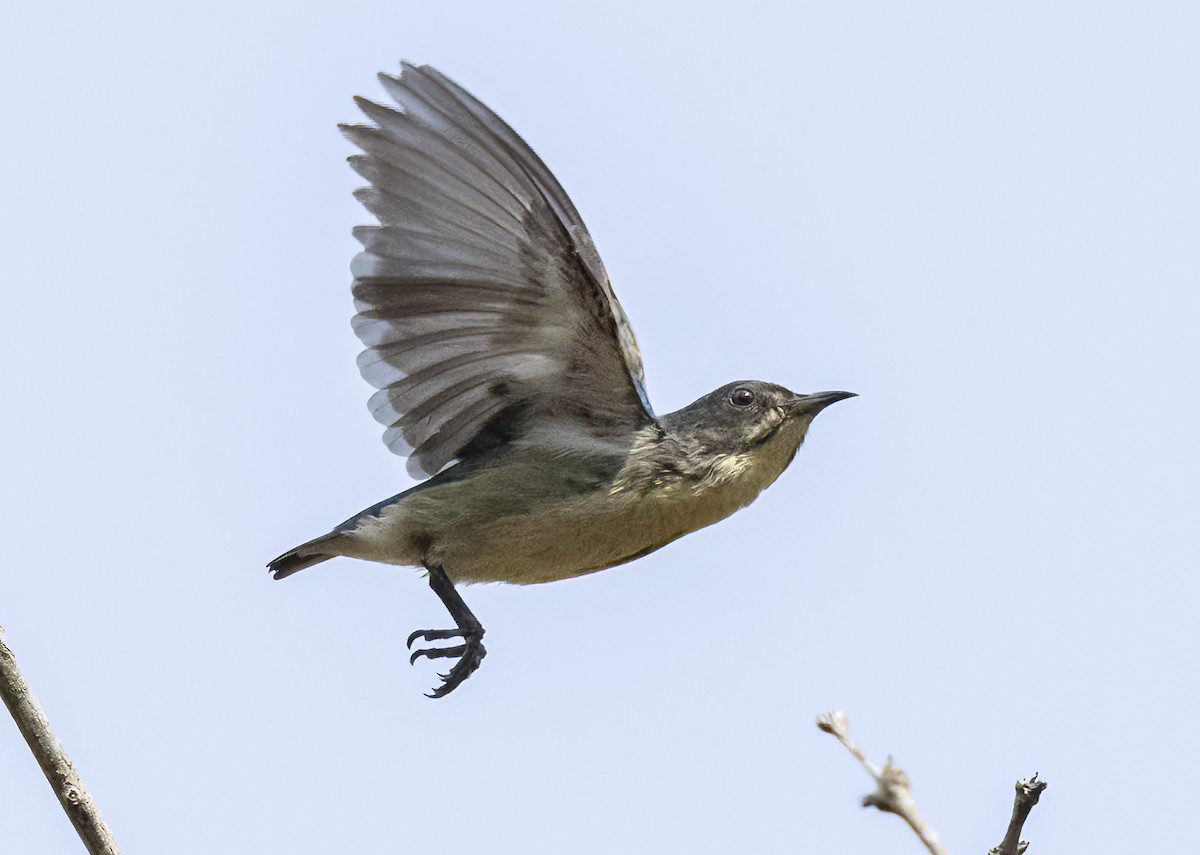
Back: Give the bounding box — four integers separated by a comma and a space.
988, 775, 1047, 855
816, 710, 1047, 855
816, 710, 948, 855
0, 625, 121, 855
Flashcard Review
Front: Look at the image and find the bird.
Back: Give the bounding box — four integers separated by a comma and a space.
269, 62, 855, 698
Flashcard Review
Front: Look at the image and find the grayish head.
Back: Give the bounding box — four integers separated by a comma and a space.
661, 381, 856, 457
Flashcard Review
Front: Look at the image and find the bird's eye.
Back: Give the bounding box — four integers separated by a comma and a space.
730, 388, 755, 407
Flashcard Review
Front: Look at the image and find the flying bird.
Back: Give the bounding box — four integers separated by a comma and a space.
270, 63, 855, 697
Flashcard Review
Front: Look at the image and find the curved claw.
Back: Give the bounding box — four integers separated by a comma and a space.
408, 628, 467, 649
418, 639, 487, 699
410, 644, 468, 665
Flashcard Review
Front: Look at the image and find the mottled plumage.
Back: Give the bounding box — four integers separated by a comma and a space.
270, 63, 854, 697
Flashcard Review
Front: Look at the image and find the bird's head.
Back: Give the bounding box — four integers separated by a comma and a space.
659, 381, 855, 488
667, 381, 854, 449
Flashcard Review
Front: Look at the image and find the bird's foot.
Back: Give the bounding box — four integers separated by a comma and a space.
406, 626, 487, 698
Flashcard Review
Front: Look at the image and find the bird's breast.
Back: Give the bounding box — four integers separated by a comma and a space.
437, 453, 780, 585
435, 486, 743, 585
363, 430, 802, 586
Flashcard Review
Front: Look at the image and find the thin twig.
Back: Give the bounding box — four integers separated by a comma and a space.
988, 775, 1047, 855
816, 710, 948, 855
0, 625, 121, 855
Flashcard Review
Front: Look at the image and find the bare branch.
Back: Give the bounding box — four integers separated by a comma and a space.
988, 774, 1047, 855
816, 710, 948, 855
0, 625, 121, 855
817, 711, 1050, 855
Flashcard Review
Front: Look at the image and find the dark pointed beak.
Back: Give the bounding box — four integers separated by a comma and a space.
787, 390, 857, 417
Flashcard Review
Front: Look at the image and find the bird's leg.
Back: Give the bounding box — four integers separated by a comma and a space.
406, 565, 487, 698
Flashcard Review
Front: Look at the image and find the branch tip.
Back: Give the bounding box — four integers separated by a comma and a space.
989, 772, 1048, 855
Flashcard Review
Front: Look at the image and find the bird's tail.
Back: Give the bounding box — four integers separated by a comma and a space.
268, 533, 339, 580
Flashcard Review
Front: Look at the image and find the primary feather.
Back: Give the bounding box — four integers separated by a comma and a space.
343, 62, 653, 478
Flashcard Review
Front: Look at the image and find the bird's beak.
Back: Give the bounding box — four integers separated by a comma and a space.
786, 390, 857, 417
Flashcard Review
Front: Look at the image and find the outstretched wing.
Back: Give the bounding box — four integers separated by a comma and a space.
342, 63, 652, 478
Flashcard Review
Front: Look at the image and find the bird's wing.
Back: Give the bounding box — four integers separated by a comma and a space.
343, 63, 653, 478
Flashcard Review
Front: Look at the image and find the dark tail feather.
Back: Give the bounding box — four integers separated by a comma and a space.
268, 534, 339, 580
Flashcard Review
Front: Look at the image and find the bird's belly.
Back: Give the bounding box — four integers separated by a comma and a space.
432, 487, 751, 585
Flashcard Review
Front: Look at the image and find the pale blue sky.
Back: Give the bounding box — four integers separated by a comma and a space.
2, 2, 1197, 852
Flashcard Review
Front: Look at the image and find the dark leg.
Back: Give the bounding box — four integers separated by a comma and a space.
406, 565, 487, 698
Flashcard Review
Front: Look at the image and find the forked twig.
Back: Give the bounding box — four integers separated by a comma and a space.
816, 710, 948, 855
817, 710, 1047, 855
